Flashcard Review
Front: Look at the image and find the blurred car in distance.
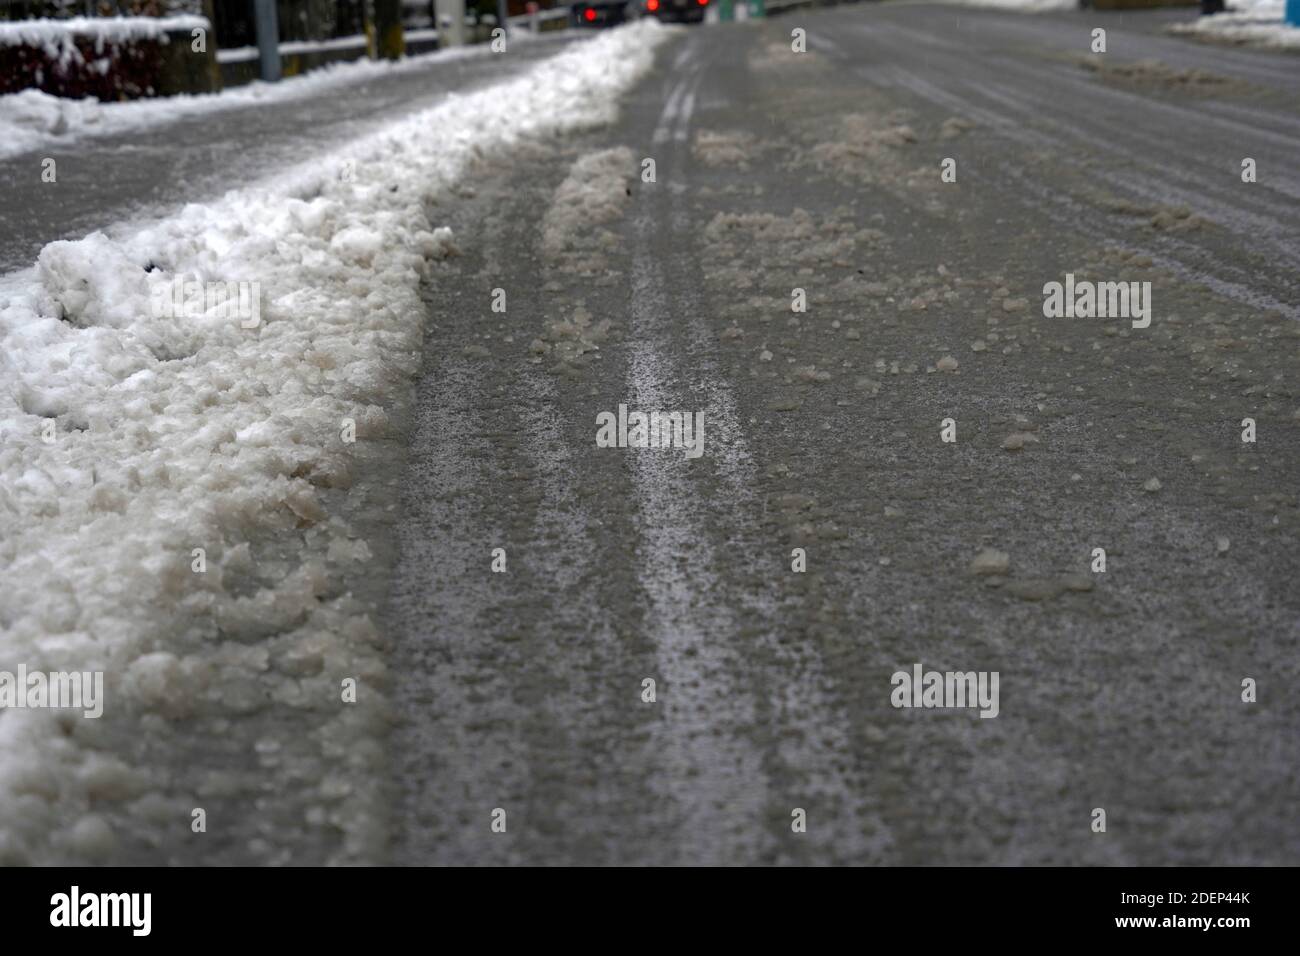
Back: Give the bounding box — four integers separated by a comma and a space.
643, 0, 711, 24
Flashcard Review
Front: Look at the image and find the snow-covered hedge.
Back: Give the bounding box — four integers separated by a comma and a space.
0, 16, 213, 100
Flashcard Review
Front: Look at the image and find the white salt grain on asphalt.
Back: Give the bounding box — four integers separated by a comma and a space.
970, 548, 1011, 576
1001, 432, 1039, 451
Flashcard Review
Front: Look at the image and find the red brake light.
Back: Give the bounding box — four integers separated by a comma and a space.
583, 6, 596, 19
647, 0, 659, 8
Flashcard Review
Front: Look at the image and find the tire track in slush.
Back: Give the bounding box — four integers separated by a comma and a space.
917, 30, 1300, 223
390, 51, 729, 864
509, 371, 667, 863
626, 42, 885, 861
815, 31, 1300, 319
389, 357, 532, 865
392, 155, 665, 863
612, 54, 769, 862
662, 152, 887, 861
626, 245, 770, 863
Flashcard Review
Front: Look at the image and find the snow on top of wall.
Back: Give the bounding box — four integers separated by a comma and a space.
0, 15, 210, 73
0, 19, 668, 867
0, 15, 209, 50
216, 33, 372, 65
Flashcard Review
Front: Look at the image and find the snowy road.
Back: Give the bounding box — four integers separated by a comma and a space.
2, 6, 1298, 866
382, 8, 1300, 864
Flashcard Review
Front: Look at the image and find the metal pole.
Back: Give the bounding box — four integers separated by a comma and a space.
254, 0, 281, 83
374, 0, 405, 59
496, 0, 509, 39
435, 0, 465, 47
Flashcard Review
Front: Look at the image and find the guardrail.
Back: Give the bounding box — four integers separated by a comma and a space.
506, 6, 573, 27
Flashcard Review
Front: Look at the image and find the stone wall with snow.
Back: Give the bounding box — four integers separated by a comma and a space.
0, 16, 218, 99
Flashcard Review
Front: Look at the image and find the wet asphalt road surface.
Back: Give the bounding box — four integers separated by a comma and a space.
382, 7, 1300, 864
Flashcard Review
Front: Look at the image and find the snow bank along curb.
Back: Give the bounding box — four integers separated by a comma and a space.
0, 20, 670, 865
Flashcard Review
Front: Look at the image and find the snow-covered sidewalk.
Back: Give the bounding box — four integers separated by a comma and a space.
0, 35, 508, 162
1168, 1, 1300, 52
0, 20, 670, 865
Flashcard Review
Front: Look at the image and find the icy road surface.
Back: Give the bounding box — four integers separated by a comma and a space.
385, 8, 1300, 865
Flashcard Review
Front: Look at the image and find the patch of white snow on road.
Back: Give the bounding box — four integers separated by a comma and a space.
541, 146, 635, 271
0, 19, 671, 865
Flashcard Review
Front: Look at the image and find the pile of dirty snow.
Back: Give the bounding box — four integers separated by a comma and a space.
0, 20, 669, 865
541, 146, 636, 272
